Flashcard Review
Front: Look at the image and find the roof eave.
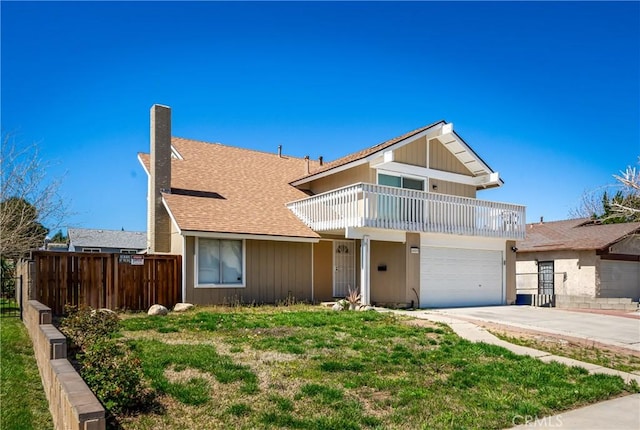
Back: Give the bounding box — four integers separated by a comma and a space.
290, 121, 446, 186
179, 230, 321, 243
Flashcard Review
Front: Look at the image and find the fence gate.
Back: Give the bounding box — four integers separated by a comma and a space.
0, 274, 22, 319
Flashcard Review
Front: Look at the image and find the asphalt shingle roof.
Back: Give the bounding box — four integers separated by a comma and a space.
516, 218, 640, 252
139, 138, 321, 238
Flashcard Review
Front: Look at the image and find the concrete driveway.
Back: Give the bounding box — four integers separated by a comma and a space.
428, 306, 640, 352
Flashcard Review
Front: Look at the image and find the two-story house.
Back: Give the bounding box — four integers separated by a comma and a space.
139, 105, 525, 308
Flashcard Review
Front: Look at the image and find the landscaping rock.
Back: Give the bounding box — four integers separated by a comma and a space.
173, 303, 194, 312
332, 302, 343, 311
148, 304, 168, 316
359, 306, 375, 311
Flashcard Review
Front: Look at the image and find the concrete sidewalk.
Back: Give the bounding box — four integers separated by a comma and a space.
383, 309, 640, 430
510, 394, 640, 429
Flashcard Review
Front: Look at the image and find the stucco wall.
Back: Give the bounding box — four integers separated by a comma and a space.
516, 250, 598, 297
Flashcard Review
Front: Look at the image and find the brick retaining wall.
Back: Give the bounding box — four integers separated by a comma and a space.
24, 300, 105, 430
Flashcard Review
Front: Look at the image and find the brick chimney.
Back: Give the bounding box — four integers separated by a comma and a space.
148, 104, 172, 253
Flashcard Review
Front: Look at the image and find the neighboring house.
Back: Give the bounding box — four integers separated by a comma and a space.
45, 242, 69, 251
138, 104, 525, 308
515, 218, 640, 309
67, 228, 147, 254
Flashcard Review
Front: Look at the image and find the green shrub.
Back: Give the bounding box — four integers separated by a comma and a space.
59, 305, 120, 350
80, 339, 148, 415
0, 259, 16, 297
59, 305, 151, 416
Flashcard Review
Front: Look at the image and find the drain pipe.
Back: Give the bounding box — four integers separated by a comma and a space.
412, 288, 420, 308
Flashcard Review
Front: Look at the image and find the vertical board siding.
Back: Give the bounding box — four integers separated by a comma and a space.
30, 251, 181, 314
429, 178, 476, 198
309, 164, 374, 194
394, 136, 427, 167
188, 240, 312, 305
370, 241, 406, 304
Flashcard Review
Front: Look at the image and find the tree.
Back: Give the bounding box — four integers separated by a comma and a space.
570, 158, 640, 223
0, 258, 16, 297
1, 133, 69, 259
49, 229, 68, 243
0, 197, 49, 257
610, 159, 640, 221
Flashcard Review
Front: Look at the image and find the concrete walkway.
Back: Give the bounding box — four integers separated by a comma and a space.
382, 309, 640, 430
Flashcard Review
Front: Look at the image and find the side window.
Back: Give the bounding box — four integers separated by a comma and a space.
197, 238, 244, 286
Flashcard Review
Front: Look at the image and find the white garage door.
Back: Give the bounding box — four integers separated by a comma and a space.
600, 260, 640, 300
420, 246, 503, 308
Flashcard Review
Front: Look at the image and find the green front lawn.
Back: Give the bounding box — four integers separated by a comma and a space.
0, 317, 53, 430
117, 306, 638, 429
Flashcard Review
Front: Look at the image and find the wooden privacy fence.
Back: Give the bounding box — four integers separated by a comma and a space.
27, 251, 181, 314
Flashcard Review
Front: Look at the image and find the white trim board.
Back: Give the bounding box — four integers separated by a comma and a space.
182, 230, 320, 243
374, 162, 500, 188
346, 227, 406, 243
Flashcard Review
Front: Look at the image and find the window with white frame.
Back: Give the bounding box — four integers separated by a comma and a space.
82, 248, 101, 253
378, 173, 424, 190
197, 238, 244, 286
377, 173, 425, 223
120, 249, 137, 254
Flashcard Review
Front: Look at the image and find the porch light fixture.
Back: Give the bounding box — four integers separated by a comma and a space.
511, 246, 518, 253
432, 184, 438, 191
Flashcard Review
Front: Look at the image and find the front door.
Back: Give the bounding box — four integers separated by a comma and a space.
333, 240, 355, 297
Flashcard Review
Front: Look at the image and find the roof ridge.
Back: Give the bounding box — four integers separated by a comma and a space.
524, 218, 589, 226
68, 227, 146, 234
171, 136, 317, 162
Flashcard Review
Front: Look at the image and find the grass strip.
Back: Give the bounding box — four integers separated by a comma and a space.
0, 318, 53, 430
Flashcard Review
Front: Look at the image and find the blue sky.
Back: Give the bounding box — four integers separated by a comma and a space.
2, 1, 639, 234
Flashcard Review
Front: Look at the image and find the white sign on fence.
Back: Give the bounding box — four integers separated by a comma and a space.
130, 255, 144, 266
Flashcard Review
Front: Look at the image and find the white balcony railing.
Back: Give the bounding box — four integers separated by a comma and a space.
287, 183, 526, 239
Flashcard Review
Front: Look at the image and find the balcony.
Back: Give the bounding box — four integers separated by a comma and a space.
287, 183, 526, 240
